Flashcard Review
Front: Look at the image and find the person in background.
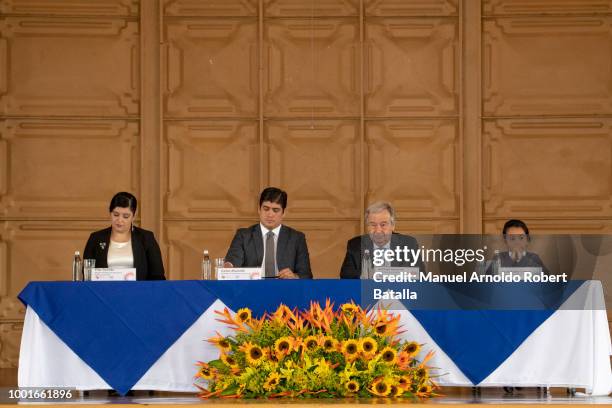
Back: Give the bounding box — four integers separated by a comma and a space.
83, 192, 165, 280
224, 187, 312, 279
340, 201, 423, 279
486, 219, 549, 275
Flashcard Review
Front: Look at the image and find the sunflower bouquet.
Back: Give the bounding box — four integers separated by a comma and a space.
195, 300, 438, 399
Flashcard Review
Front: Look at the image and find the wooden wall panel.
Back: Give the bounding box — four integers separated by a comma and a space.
483, 119, 612, 219
366, 119, 459, 219
165, 18, 258, 117
164, 220, 246, 280
366, 0, 458, 16
0, 322, 22, 368
0, 120, 140, 219
163, 121, 260, 219
0, 0, 139, 16
164, 18, 258, 118
483, 17, 612, 116
0, 17, 139, 117
265, 120, 360, 219
164, 0, 257, 17
263, 18, 359, 118
365, 18, 458, 117
483, 0, 612, 16
264, 0, 358, 17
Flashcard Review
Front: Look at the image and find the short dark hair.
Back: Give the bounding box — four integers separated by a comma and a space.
259, 187, 287, 210
109, 192, 137, 215
502, 219, 529, 236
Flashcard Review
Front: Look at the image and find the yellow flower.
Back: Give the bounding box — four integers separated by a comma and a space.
274, 336, 293, 355
418, 384, 432, 394
398, 375, 411, 389
403, 341, 421, 357
345, 380, 359, 393
341, 339, 360, 360
369, 377, 391, 397
236, 308, 252, 323
341, 303, 359, 315
380, 346, 398, 364
241, 342, 265, 366
390, 384, 404, 397
208, 333, 231, 353
263, 372, 281, 391
415, 367, 429, 382
303, 335, 320, 351
220, 353, 238, 368
374, 321, 388, 336
322, 336, 338, 352
197, 363, 215, 380
359, 337, 378, 354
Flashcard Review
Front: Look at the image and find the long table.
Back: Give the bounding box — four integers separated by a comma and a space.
17, 280, 612, 396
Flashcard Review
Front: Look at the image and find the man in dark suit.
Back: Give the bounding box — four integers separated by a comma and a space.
224, 187, 312, 279
340, 201, 423, 279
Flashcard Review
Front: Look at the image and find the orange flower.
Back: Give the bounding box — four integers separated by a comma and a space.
208, 332, 231, 352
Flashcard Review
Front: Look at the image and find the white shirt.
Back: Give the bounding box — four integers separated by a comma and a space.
260, 224, 281, 276
374, 240, 392, 267
107, 240, 134, 268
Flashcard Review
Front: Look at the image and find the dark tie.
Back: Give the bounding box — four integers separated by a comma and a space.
264, 230, 275, 278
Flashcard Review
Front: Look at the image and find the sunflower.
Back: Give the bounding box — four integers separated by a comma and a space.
220, 353, 238, 368
341, 339, 360, 360
209, 333, 232, 353
418, 384, 432, 394
341, 303, 359, 315
389, 384, 404, 397
322, 336, 338, 352
374, 321, 388, 336
197, 364, 215, 380
241, 342, 265, 366
345, 380, 359, 393
359, 337, 378, 354
274, 336, 293, 355
398, 375, 412, 389
403, 341, 421, 357
303, 335, 320, 351
369, 377, 391, 397
380, 346, 398, 364
263, 372, 281, 391
415, 367, 429, 381
236, 307, 252, 323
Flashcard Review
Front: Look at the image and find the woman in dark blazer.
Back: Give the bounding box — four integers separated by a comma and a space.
83, 192, 166, 280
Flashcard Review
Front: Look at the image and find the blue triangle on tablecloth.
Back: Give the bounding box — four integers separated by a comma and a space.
19, 281, 218, 396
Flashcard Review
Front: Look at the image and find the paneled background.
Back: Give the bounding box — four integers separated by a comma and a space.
0, 0, 610, 373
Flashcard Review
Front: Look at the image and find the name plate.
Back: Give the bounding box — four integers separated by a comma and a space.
216, 268, 261, 280
499, 266, 542, 280
91, 268, 136, 281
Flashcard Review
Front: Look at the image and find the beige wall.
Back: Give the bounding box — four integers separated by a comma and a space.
0, 0, 610, 368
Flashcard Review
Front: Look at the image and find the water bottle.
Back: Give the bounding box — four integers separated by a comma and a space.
493, 249, 501, 275
72, 251, 83, 281
361, 249, 372, 279
201, 250, 212, 280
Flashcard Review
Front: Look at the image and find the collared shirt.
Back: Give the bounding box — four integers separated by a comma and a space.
374, 240, 392, 267
260, 223, 282, 276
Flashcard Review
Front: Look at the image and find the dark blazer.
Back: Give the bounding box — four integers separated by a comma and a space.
225, 224, 312, 279
340, 232, 424, 279
83, 226, 166, 281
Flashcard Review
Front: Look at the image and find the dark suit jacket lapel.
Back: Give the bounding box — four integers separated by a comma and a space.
251, 225, 264, 266
131, 228, 145, 278
97, 228, 112, 268
276, 225, 290, 268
